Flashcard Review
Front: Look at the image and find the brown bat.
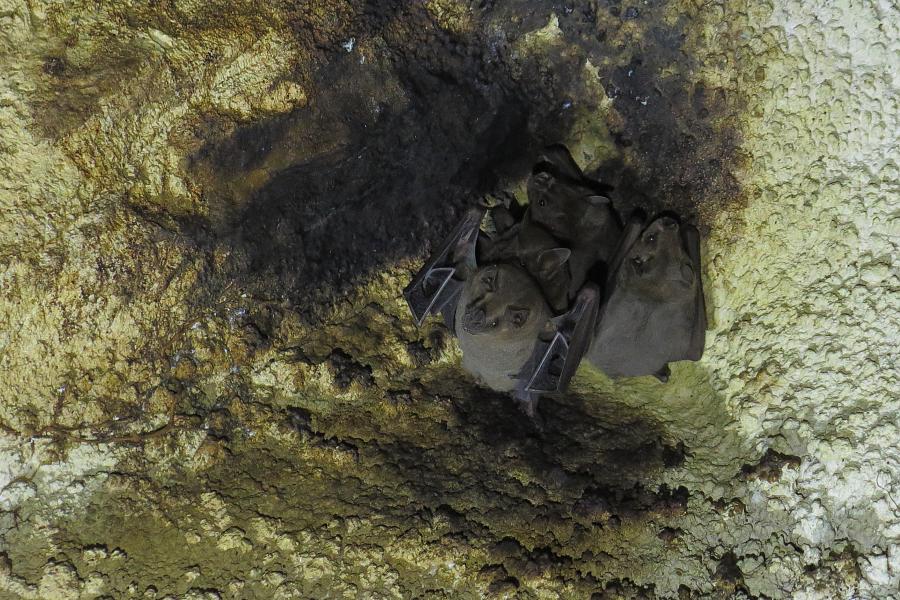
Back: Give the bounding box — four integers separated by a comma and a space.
478, 213, 574, 313
455, 262, 556, 393
527, 145, 622, 292
586, 213, 706, 381
404, 207, 599, 406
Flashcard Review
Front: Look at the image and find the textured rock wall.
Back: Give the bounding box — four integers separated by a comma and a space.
0, 0, 897, 598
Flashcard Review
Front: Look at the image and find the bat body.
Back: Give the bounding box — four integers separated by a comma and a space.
527, 146, 622, 293
479, 215, 574, 313
455, 263, 554, 392
405, 204, 597, 402
586, 215, 706, 380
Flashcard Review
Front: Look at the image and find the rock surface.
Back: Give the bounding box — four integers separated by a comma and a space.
0, 0, 897, 598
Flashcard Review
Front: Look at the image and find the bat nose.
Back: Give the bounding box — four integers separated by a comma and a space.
463, 308, 486, 332
631, 256, 646, 275
531, 171, 554, 191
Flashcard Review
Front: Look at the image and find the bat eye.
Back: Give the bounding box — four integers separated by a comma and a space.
491, 320, 498, 328
539, 199, 546, 207
647, 234, 656, 243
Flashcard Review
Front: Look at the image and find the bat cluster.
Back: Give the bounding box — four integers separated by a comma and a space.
404, 145, 706, 415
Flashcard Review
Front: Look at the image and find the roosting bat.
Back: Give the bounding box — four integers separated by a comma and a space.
478, 213, 575, 313
586, 214, 706, 380
403, 208, 598, 400
454, 262, 598, 415
527, 145, 622, 292
454, 262, 556, 393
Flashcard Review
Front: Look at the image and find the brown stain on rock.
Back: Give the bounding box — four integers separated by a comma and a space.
176, 0, 747, 323
551, 1, 747, 229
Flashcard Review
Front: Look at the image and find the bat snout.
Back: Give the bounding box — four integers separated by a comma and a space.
531, 172, 554, 193
462, 307, 489, 334
631, 255, 650, 276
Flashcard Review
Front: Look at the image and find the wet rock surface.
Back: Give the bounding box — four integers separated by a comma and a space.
1, 0, 897, 598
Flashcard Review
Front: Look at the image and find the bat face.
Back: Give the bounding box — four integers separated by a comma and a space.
527, 171, 587, 242
527, 144, 616, 247
458, 263, 550, 339
618, 216, 695, 300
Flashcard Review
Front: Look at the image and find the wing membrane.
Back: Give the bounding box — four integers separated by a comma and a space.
403, 208, 485, 326
522, 283, 600, 394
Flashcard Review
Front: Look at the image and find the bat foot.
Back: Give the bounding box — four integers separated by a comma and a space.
513, 389, 545, 429
653, 364, 671, 383
403, 207, 485, 327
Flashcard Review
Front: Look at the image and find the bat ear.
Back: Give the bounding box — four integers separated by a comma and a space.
536, 248, 571, 278
538, 144, 584, 180
530, 170, 555, 190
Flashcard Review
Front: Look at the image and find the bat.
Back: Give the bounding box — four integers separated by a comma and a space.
405, 207, 598, 408
453, 262, 598, 417
454, 262, 556, 393
479, 214, 575, 313
586, 214, 707, 380
527, 145, 622, 291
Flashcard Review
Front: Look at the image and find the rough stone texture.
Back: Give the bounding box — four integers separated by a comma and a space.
0, 0, 897, 599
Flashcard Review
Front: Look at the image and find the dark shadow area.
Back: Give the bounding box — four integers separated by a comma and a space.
173, 0, 743, 324
550, 3, 745, 229
336, 380, 695, 595
181, 1, 588, 323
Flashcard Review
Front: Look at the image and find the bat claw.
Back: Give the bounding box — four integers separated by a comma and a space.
403, 208, 485, 328
520, 283, 600, 395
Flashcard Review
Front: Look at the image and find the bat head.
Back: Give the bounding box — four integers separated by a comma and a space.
457, 263, 552, 339
527, 170, 578, 241
620, 216, 696, 299
527, 178, 616, 246
527, 144, 614, 243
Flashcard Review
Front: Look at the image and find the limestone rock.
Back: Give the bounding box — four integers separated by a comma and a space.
0, 0, 897, 598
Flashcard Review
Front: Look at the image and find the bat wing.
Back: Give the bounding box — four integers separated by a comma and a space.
403, 207, 485, 327
438, 290, 462, 335
520, 282, 600, 394
681, 224, 707, 360
536, 144, 585, 180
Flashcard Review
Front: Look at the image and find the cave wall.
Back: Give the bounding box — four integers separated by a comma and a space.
0, 0, 897, 598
